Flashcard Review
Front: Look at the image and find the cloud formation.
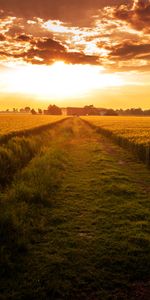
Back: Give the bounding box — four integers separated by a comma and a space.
0, 0, 150, 71
0, 34, 5, 41
0, 1, 129, 26
109, 41, 150, 59
24, 38, 99, 65
113, 0, 150, 32
0, 32, 99, 66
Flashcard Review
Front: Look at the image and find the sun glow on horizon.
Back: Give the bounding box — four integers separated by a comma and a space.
0, 61, 125, 100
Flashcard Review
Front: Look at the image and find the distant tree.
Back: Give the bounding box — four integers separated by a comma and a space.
38, 108, 43, 114
144, 109, 150, 116
31, 109, 37, 115
104, 109, 118, 116
84, 105, 99, 115
131, 108, 143, 115
25, 107, 31, 113
110, 108, 150, 116
47, 105, 62, 115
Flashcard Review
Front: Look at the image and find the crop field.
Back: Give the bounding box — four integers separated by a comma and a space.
0, 114, 65, 137
0, 115, 67, 186
82, 116, 150, 165
0, 117, 150, 300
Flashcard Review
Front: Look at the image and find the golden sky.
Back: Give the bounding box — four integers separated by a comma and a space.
0, 0, 150, 109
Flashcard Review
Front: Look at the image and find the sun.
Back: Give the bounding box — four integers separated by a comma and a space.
2, 61, 124, 100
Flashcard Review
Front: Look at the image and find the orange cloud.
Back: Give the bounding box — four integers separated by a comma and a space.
0, 1, 150, 72
113, 0, 150, 32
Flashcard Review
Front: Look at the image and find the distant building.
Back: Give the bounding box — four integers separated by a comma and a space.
61, 107, 87, 116
61, 106, 107, 116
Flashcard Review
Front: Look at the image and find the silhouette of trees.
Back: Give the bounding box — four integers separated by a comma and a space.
47, 105, 62, 115
38, 108, 43, 114
31, 109, 37, 115
104, 109, 118, 116
25, 107, 31, 113
117, 108, 150, 116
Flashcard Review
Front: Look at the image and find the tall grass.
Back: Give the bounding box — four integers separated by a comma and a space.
0, 136, 42, 187
82, 116, 150, 166
0, 147, 68, 279
0, 118, 68, 187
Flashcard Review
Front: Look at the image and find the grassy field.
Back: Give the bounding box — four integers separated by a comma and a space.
81, 116, 150, 166
0, 115, 68, 187
0, 114, 65, 137
0, 117, 150, 299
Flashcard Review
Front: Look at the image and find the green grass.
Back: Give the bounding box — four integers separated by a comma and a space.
0, 117, 150, 299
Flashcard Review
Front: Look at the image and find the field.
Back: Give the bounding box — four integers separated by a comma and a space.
0, 115, 67, 186
0, 114, 65, 138
82, 116, 150, 166
0, 117, 150, 299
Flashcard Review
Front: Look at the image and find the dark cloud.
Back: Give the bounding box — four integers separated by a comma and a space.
0, 34, 5, 41
34, 38, 65, 51
109, 41, 150, 59
25, 38, 100, 65
99, 39, 150, 72
24, 49, 100, 65
16, 34, 32, 41
113, 0, 150, 32
0, 0, 130, 26
3, 17, 54, 40
7, 25, 24, 37
0, 51, 12, 57
61, 52, 100, 65
1, 0, 150, 72
0, 36, 100, 66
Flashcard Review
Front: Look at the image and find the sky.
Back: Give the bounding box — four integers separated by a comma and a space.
0, 0, 150, 109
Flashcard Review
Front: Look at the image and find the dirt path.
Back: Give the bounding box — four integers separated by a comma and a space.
2, 117, 150, 300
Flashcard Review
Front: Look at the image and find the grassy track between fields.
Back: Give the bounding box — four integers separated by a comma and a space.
0, 118, 150, 299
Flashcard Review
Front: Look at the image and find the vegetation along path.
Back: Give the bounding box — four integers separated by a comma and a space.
1, 117, 150, 300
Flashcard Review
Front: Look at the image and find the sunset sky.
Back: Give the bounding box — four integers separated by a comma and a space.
0, 0, 150, 109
